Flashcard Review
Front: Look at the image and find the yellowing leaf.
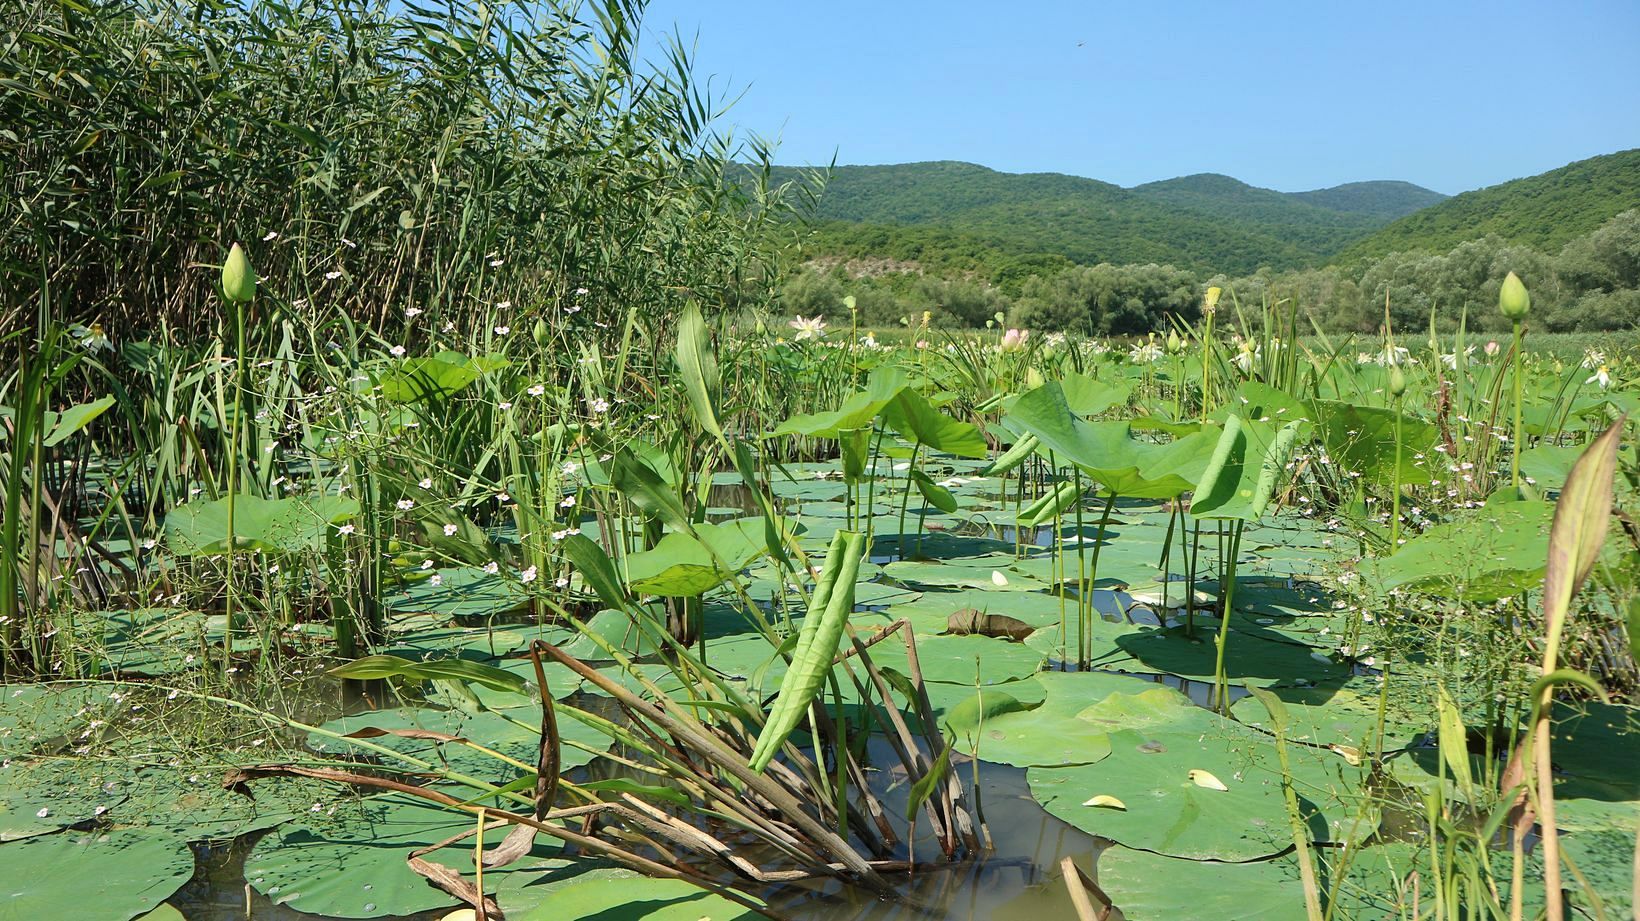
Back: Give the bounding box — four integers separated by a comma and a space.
990, 570, 1009, 587
1081, 795, 1127, 810
1330, 745, 1363, 766
1187, 769, 1229, 791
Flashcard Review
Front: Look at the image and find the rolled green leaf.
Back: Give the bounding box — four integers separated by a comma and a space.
748, 530, 864, 773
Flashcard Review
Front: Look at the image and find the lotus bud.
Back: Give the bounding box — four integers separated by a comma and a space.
1166, 330, 1182, 354
1026, 367, 1045, 390
754, 316, 767, 336
1204, 286, 1222, 315
1388, 365, 1407, 399
844, 295, 857, 314
1498, 272, 1530, 321
221, 243, 256, 303
532, 319, 550, 347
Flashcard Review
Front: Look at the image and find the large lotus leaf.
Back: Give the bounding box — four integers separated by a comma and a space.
388, 568, 530, 620
1225, 380, 1312, 425
875, 588, 1096, 635
246, 797, 559, 918
880, 387, 988, 457
309, 706, 609, 774
1114, 625, 1350, 687
1504, 828, 1633, 919
1519, 442, 1589, 491
1307, 399, 1439, 488
1189, 415, 1303, 522
1029, 701, 1363, 859
558, 608, 655, 660
377, 351, 508, 402
1007, 537, 1173, 587
943, 670, 1156, 767
0, 829, 194, 920
1230, 680, 1427, 752
0, 760, 129, 841
508, 867, 760, 920
624, 518, 773, 597
771, 367, 908, 438
0, 684, 118, 758
1543, 701, 1640, 791
164, 493, 359, 556
92, 608, 209, 676
1095, 841, 1418, 921
1059, 372, 1131, 416
1365, 500, 1552, 601
881, 556, 1046, 591
1007, 383, 1219, 498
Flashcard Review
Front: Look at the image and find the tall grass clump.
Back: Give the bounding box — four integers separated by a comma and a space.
1, 0, 806, 344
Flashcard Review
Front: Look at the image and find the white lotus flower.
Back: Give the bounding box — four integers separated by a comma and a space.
788, 315, 827, 340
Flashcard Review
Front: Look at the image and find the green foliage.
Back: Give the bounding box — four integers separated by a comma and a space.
1341, 149, 1640, 259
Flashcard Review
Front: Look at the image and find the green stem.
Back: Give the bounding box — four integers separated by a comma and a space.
1509, 320, 1524, 490
1211, 520, 1245, 714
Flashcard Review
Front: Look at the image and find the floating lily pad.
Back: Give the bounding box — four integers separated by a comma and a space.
0, 760, 130, 841
0, 828, 195, 920
246, 797, 560, 918
507, 867, 761, 919
1028, 687, 1364, 860
943, 670, 1156, 767
310, 706, 608, 774
1115, 625, 1349, 687
1096, 840, 1417, 920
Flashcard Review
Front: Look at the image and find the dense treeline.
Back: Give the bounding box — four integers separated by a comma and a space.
1337, 149, 1640, 260
780, 209, 1640, 335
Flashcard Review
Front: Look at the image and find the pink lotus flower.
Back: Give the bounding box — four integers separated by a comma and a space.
1000, 328, 1029, 351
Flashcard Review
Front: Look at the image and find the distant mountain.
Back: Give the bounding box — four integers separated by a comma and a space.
1339, 149, 1640, 260
1289, 181, 1449, 220
772, 161, 1448, 274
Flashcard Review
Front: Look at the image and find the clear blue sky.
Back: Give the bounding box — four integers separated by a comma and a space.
638, 0, 1640, 195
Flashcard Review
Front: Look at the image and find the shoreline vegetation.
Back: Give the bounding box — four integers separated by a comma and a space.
2, 1, 1638, 920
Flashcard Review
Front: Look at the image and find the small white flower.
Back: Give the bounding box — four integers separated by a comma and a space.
1586, 365, 1613, 390
560, 495, 576, 508
420, 560, 434, 570
483, 562, 500, 575
418, 477, 433, 489
389, 345, 406, 358
443, 523, 459, 536
396, 499, 414, 511
404, 307, 423, 318
324, 270, 342, 280
528, 384, 545, 397
590, 398, 610, 414
494, 325, 510, 336
429, 573, 443, 586
561, 461, 580, 475
262, 230, 279, 241
520, 566, 538, 583
336, 524, 356, 536
498, 401, 513, 411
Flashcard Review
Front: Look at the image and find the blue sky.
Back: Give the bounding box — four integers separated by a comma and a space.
638, 0, 1640, 195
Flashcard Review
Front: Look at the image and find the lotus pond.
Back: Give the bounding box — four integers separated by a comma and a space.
4, 280, 1640, 921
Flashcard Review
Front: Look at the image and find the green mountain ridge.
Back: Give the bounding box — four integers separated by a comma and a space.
775, 160, 1447, 274
1338, 149, 1640, 261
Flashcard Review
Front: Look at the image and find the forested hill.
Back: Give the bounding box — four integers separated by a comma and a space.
1337, 149, 1640, 260
768, 161, 1446, 274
